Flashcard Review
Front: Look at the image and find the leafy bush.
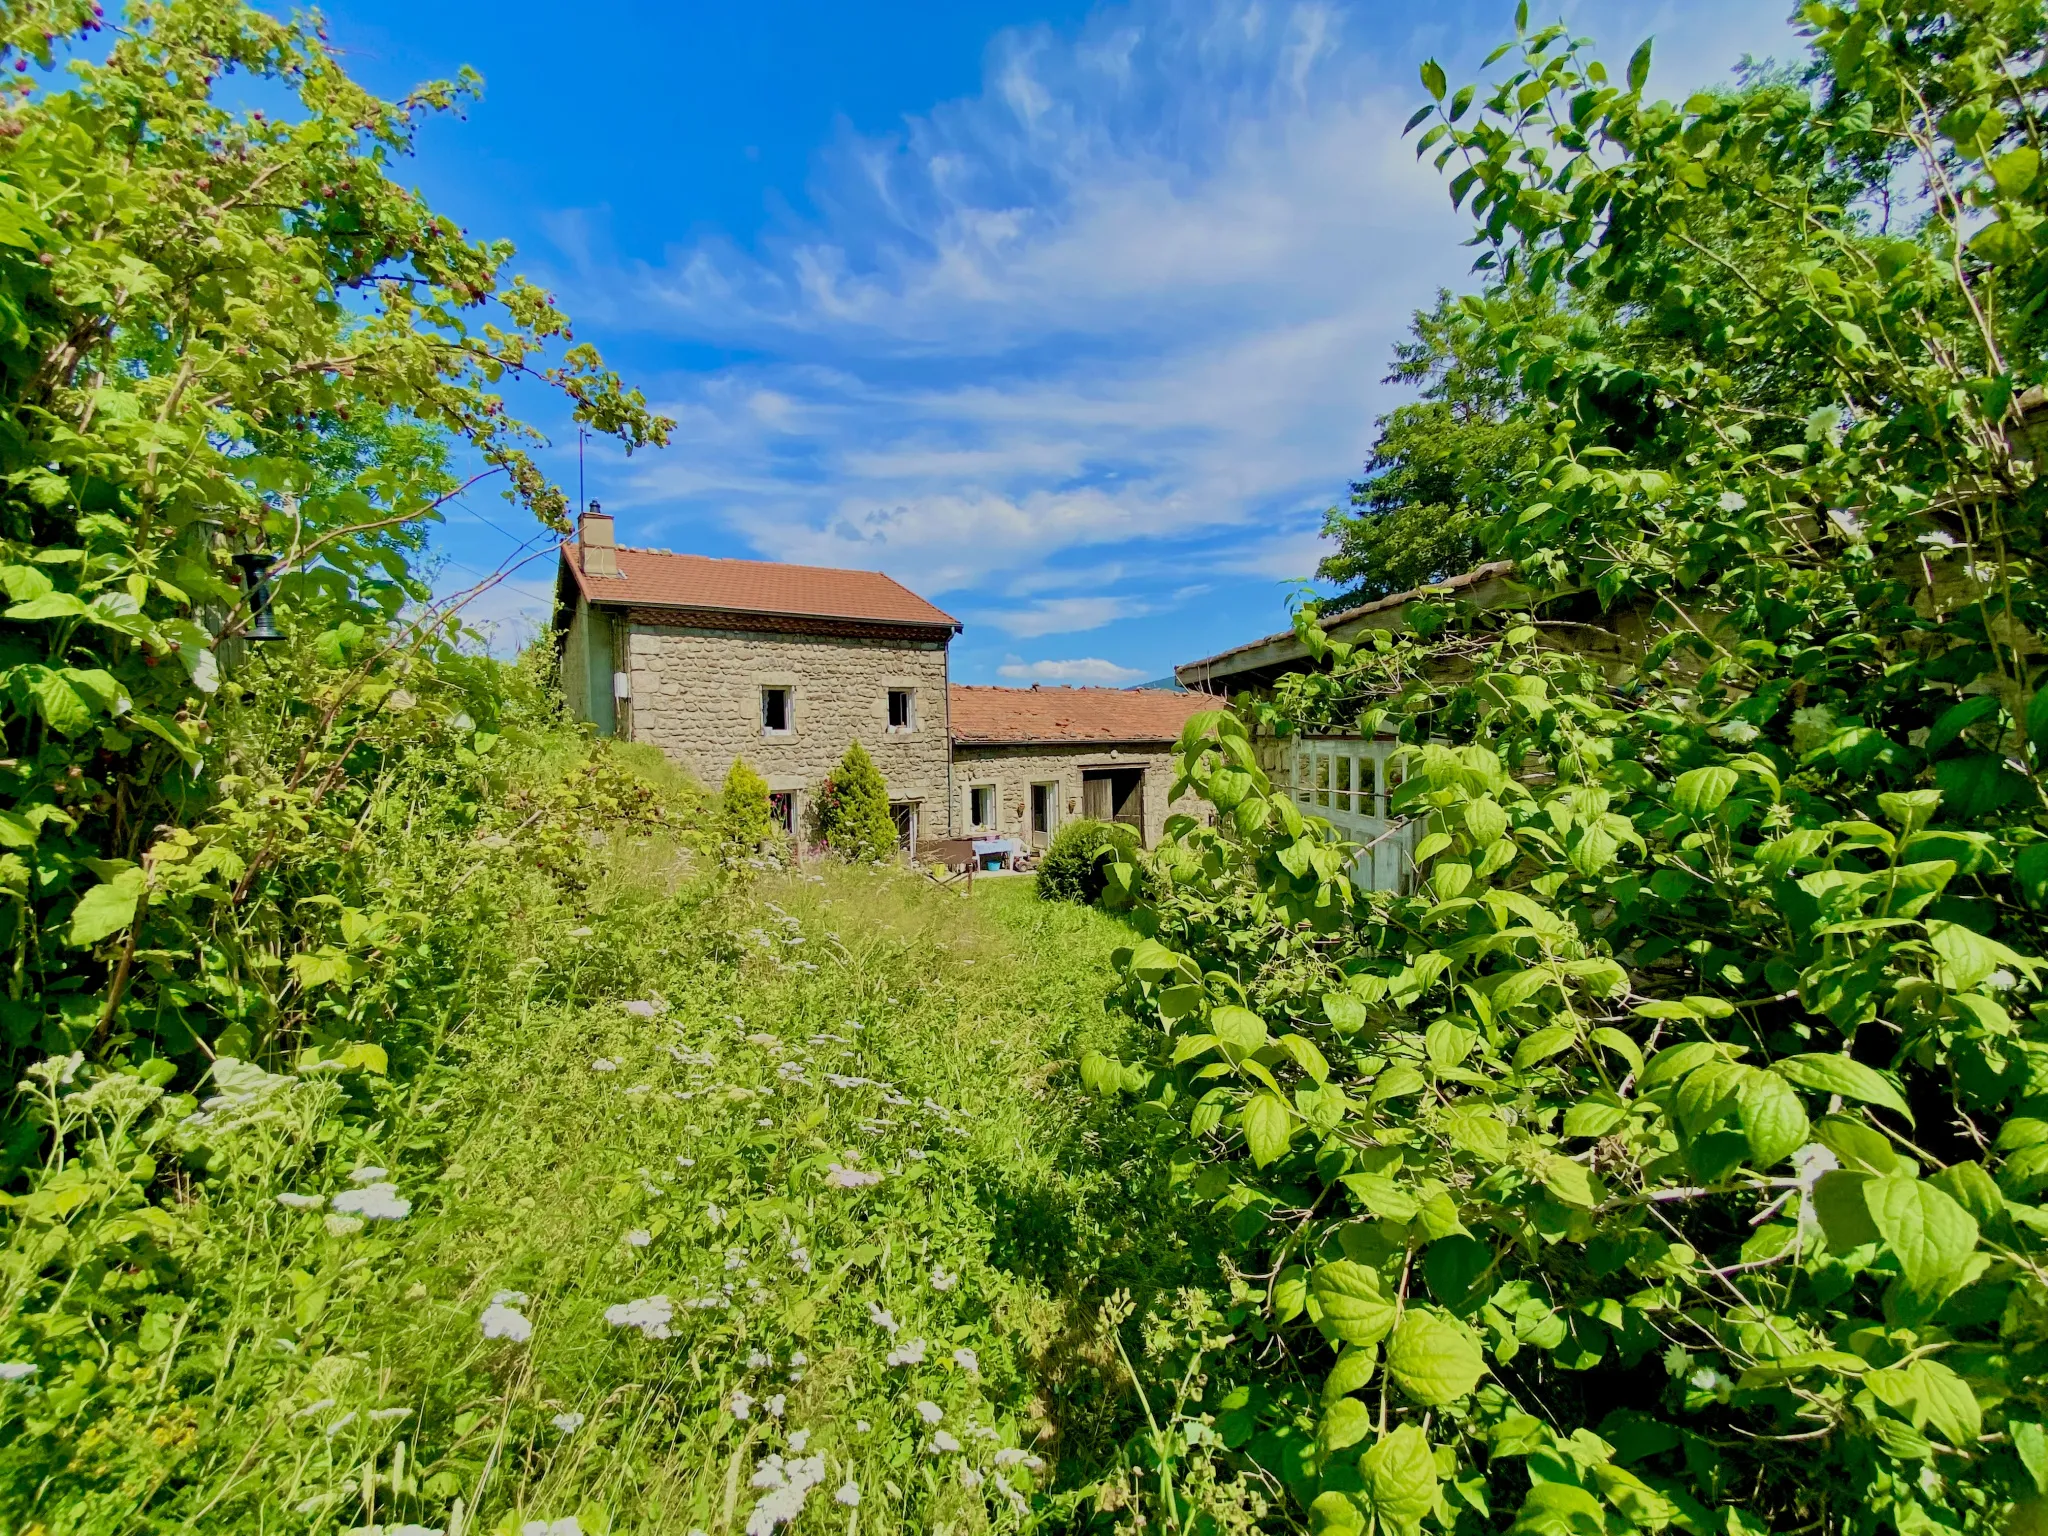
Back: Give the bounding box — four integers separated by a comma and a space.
816, 741, 898, 863
0, 0, 666, 1089
1079, 10, 2048, 1536
718, 755, 775, 852
1037, 818, 1141, 905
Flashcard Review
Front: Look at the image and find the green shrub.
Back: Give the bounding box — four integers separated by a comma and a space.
816, 741, 898, 863
1073, 11, 2048, 1534
718, 756, 774, 851
1036, 818, 1141, 905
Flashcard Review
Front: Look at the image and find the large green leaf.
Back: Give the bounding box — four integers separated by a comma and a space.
1241, 1093, 1293, 1167
67, 866, 147, 947
1735, 1068, 1810, 1167
1318, 1396, 1376, 1453
1671, 765, 1736, 817
1360, 1424, 1438, 1536
1310, 1261, 1397, 1347
1866, 1176, 1979, 1292
1770, 1054, 1912, 1120
1386, 1306, 1486, 1405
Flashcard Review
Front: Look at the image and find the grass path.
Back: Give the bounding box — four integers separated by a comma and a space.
87, 863, 1179, 1536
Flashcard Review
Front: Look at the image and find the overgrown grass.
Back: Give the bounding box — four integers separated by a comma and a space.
2, 752, 1236, 1536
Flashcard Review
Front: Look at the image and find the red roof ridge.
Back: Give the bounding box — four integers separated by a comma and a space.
559, 543, 960, 630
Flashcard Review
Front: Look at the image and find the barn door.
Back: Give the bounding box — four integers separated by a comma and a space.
1082, 773, 1113, 821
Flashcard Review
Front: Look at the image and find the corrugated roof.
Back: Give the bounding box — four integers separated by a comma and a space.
562, 544, 960, 630
1175, 561, 1519, 682
948, 685, 1215, 746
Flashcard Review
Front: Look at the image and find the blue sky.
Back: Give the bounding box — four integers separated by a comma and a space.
307, 0, 1803, 682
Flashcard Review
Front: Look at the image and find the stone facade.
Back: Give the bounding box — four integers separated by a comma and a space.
948, 743, 1206, 849
618, 621, 953, 837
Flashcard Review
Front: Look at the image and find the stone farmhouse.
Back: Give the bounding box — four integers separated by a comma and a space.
552, 506, 1210, 850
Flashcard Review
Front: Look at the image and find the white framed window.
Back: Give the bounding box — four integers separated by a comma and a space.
969, 784, 997, 831
761, 686, 792, 735
888, 688, 915, 732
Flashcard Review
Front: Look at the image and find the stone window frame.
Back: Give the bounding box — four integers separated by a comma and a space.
886, 686, 917, 734
967, 781, 998, 833
758, 677, 796, 738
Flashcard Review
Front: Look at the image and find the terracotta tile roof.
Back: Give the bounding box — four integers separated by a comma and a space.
561, 544, 960, 630
948, 685, 1216, 747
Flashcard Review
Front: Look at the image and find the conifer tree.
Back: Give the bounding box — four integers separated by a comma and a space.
817, 742, 898, 863
718, 757, 774, 852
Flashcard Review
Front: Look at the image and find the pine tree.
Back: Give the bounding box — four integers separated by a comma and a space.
817, 741, 898, 863
719, 757, 775, 852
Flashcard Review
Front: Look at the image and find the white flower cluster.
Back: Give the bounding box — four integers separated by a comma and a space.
885, 1337, 927, 1367
522, 1520, 582, 1536
824, 1163, 882, 1189
603, 1294, 674, 1339
745, 1452, 826, 1535
480, 1291, 532, 1343
330, 1183, 410, 1221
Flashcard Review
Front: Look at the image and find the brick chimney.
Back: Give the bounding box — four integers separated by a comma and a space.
577, 501, 618, 578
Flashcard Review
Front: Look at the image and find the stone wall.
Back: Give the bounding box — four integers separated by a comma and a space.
948, 743, 1209, 849
621, 622, 953, 834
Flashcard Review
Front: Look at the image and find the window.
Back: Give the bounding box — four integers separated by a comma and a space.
888, 688, 915, 731
761, 686, 791, 734
969, 784, 996, 831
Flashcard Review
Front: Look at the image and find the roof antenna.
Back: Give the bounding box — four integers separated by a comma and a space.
578, 427, 588, 516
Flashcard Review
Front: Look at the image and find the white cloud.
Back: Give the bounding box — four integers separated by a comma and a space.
979, 594, 1140, 637
519, 0, 1800, 674
997, 657, 1152, 684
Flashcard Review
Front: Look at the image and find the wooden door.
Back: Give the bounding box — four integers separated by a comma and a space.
1082, 774, 1112, 820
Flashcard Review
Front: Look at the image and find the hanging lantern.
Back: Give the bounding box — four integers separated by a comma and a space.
232, 553, 286, 642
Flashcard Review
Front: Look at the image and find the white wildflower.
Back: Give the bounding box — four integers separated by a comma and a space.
384, 1525, 442, 1536
567, 926, 594, 938
824, 1163, 883, 1189
276, 1192, 324, 1210
292, 1397, 336, 1417
324, 1411, 358, 1437
748, 1349, 772, 1370
855, 1419, 871, 1433
885, 1337, 928, 1367
348, 1166, 388, 1184
867, 1301, 899, 1336
744, 1452, 826, 1535
756, 1117, 774, 1128
604, 1294, 675, 1339
480, 1303, 532, 1342
1718, 491, 1748, 513
953, 1347, 980, 1378
521, 1520, 582, 1536
725, 1247, 749, 1270
961, 1467, 985, 1489
707, 1202, 726, 1227
788, 1428, 811, 1452
368, 1406, 412, 1422
676, 1156, 696, 1168
834, 1479, 860, 1507
994, 1447, 1034, 1468
552, 1411, 585, 1433
766, 1393, 786, 1418
624, 1229, 652, 1249
330, 1184, 410, 1221
930, 1429, 961, 1454
622, 999, 665, 1017
323, 1214, 364, 1238
916, 1400, 943, 1425
625, 1084, 653, 1098
929, 1265, 957, 1292
0, 1362, 34, 1381
590, 1058, 619, 1073
729, 1390, 755, 1420
490, 1289, 528, 1305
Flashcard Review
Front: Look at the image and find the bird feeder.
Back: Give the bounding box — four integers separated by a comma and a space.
231, 553, 286, 642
